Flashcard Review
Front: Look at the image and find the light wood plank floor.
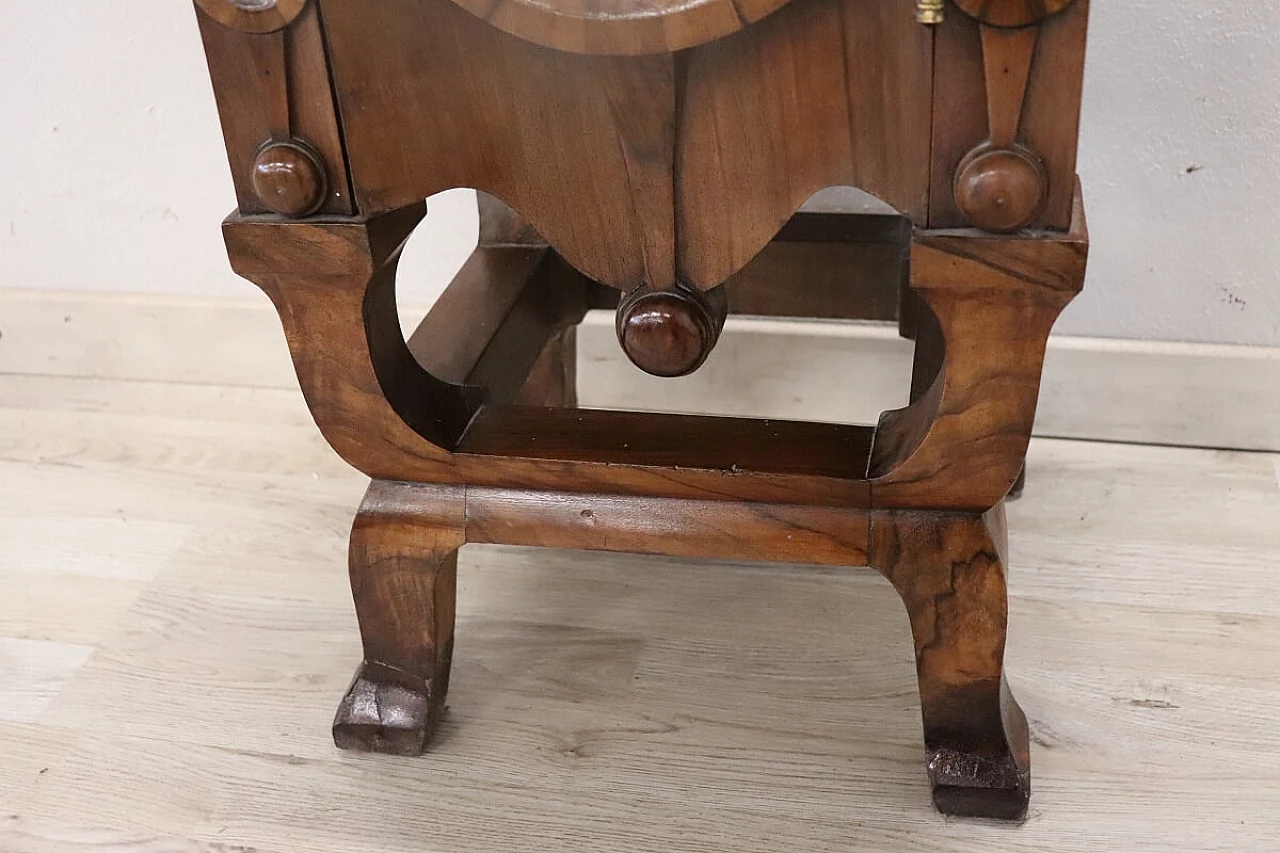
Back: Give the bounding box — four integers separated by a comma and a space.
2, 369, 1279, 851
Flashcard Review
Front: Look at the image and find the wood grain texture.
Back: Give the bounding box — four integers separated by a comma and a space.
196, 13, 288, 214
320, 0, 940, 292
839, 0, 935, 224
869, 192, 1088, 510
464, 487, 871, 566
320, 0, 675, 290
982, 24, 1039, 148
870, 504, 1030, 819
0, 638, 94, 724
514, 327, 579, 408
196, 0, 1094, 822
929, 1, 1088, 229
197, 1, 352, 216
225, 189, 1084, 512
227, 213, 881, 506
331, 476, 1028, 807
677, 0, 933, 288
949, 25, 1046, 233
448, 0, 793, 55
282, 1, 354, 213
677, 0, 854, 290
223, 206, 476, 471
1018, 0, 1090, 229
456, 406, 875, 481
596, 59, 678, 290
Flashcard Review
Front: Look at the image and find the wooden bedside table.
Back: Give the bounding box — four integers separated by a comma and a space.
195, 0, 1089, 819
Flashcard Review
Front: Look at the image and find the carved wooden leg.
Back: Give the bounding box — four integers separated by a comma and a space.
871, 503, 1030, 820
333, 481, 466, 755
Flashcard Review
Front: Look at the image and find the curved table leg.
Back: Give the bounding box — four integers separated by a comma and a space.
333, 481, 466, 755
872, 503, 1030, 819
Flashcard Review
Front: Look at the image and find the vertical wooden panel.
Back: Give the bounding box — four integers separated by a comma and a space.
320, 0, 674, 291
197, 3, 352, 216
597, 58, 677, 289
197, 15, 289, 214
1020, 0, 1090, 229
678, 0, 933, 290
928, 13, 987, 229
677, 0, 852, 290
285, 2, 354, 214
839, 0, 933, 224
929, 2, 1089, 230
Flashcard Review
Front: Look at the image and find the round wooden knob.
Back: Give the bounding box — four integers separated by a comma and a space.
251, 141, 326, 218
616, 284, 727, 378
194, 0, 308, 33
953, 144, 1047, 234
952, 0, 1075, 28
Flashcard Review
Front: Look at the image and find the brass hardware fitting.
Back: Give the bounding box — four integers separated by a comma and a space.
916, 0, 945, 24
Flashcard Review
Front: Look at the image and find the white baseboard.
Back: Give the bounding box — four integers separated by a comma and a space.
3, 289, 1278, 452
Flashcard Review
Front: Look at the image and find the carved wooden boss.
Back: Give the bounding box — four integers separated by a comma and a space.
196, 0, 1089, 820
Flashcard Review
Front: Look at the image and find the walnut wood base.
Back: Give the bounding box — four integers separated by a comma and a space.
196, 0, 1093, 819
333, 478, 1030, 820
221, 195, 1085, 820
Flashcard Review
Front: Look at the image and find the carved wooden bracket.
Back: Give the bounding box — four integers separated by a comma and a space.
223, 185, 1086, 512
869, 190, 1088, 509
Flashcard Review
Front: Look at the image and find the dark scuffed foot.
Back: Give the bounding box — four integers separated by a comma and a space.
332, 658, 450, 756
927, 748, 1029, 820
926, 681, 1031, 820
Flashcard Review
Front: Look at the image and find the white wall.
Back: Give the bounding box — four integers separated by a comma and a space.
1062, 1, 1280, 345
2, 2, 1277, 345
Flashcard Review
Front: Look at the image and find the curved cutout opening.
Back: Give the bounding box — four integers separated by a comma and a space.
363, 250, 485, 449
392, 189, 589, 421
373, 186, 943, 482
866, 297, 945, 480
395, 188, 481, 344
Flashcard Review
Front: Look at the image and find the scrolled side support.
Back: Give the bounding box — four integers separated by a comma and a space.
868, 188, 1087, 511
223, 205, 476, 482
